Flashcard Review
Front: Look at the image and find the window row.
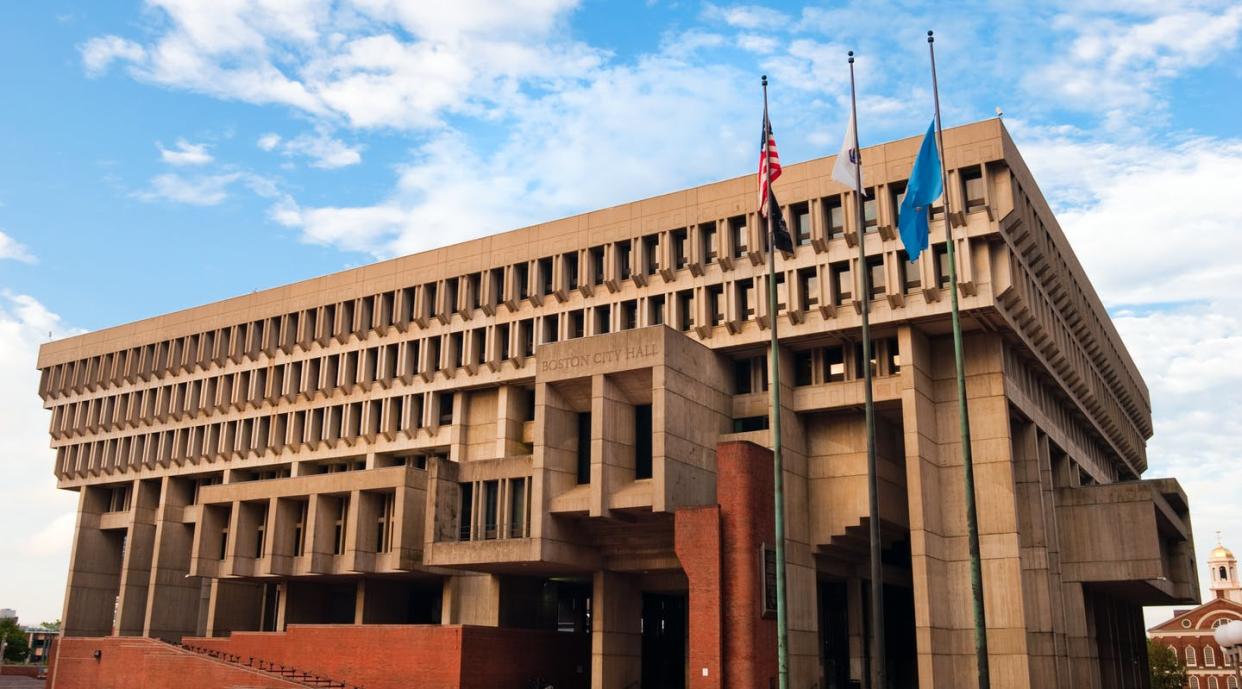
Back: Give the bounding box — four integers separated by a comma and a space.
55, 392, 459, 477
41, 164, 995, 402
1188, 677, 1238, 689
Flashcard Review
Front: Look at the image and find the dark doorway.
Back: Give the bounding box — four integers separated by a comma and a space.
819, 581, 850, 689
641, 593, 687, 689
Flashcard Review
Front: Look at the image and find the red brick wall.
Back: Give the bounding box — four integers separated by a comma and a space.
49, 637, 301, 689
676, 505, 723, 689
675, 440, 779, 689
188, 624, 587, 689
716, 440, 778, 689
0, 666, 41, 677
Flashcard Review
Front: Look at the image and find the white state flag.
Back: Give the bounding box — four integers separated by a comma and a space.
832, 110, 863, 193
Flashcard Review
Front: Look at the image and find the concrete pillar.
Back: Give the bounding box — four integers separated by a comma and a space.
590, 374, 635, 518
143, 476, 203, 641
592, 570, 641, 689
115, 479, 159, 635
61, 486, 124, 637
441, 574, 500, 626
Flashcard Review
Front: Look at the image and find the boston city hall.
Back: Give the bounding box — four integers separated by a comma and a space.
36, 119, 1199, 689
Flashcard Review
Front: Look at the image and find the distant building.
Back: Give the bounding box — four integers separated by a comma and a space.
1149, 539, 1242, 689
0, 608, 16, 621
22, 627, 55, 665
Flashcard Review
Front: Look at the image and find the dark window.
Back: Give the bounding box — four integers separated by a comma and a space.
734, 359, 753, 393
438, 392, 454, 425
730, 216, 748, 257
570, 310, 585, 339
515, 263, 529, 299
595, 305, 611, 334
483, 481, 498, 540
832, 263, 852, 305
863, 190, 878, 231
591, 246, 606, 285
886, 337, 900, 374
459, 483, 473, 540
962, 165, 986, 211
671, 229, 688, 269
576, 412, 592, 485
498, 323, 511, 359
824, 346, 845, 382
794, 351, 813, 386
793, 202, 812, 246
621, 301, 638, 330
738, 279, 755, 320
775, 273, 787, 313
701, 222, 719, 263
539, 258, 554, 295
799, 268, 818, 310
565, 254, 579, 290
935, 245, 951, 289
825, 196, 846, 238
487, 268, 503, 307
643, 235, 659, 275
854, 341, 878, 378
634, 404, 653, 480
732, 416, 768, 432
444, 279, 459, 314
617, 242, 632, 280
708, 285, 725, 325
901, 251, 921, 293
677, 290, 694, 331
543, 315, 559, 344
521, 320, 534, 356
867, 257, 885, 298
890, 181, 908, 226
650, 294, 666, 326
425, 283, 439, 317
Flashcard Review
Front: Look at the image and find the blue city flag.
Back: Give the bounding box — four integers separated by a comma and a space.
897, 120, 944, 262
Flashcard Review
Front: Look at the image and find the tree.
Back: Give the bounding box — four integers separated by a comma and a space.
38, 620, 60, 632
0, 618, 30, 663
1149, 638, 1188, 689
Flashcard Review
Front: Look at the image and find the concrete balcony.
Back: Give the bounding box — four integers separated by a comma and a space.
423, 455, 541, 569
1056, 477, 1198, 605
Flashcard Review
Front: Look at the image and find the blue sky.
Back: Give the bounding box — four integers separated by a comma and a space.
1, 0, 1241, 625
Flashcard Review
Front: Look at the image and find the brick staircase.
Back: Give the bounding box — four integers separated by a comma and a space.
177, 642, 363, 689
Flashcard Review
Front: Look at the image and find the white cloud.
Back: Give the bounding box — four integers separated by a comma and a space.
1026, 4, 1242, 121
275, 54, 754, 257
77, 0, 601, 131
80, 35, 146, 76
158, 138, 213, 165
0, 230, 36, 263
257, 132, 282, 151
263, 131, 362, 169
0, 291, 82, 624
135, 171, 278, 206
702, 3, 790, 30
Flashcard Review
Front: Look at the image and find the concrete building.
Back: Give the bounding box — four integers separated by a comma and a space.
1149, 542, 1242, 689
37, 118, 1198, 689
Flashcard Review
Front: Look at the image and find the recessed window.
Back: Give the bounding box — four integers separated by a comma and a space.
542, 314, 559, 344
825, 196, 845, 238
831, 262, 852, 305
570, 310, 585, 339
576, 412, 592, 485
863, 190, 878, 232
900, 251, 921, 293
649, 294, 666, 326
738, 279, 755, 320
890, 181, 908, 226
867, 256, 885, 299
677, 290, 695, 331
643, 235, 660, 275
935, 244, 951, 289
794, 351, 813, 386
730, 216, 748, 257
590, 246, 606, 285
620, 301, 638, 330
617, 242, 632, 280
595, 305, 611, 334
565, 254, 579, 290
701, 222, 719, 263
671, 229, 688, 269
793, 202, 812, 246
799, 268, 818, 310
634, 404, 652, 480
708, 285, 725, 326
824, 346, 845, 382
962, 165, 986, 211
514, 263, 529, 299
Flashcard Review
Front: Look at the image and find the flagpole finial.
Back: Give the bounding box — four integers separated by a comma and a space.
848, 50, 854, 64
762, 74, 768, 87
927, 30, 935, 43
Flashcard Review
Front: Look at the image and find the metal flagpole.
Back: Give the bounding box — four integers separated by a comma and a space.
761, 74, 791, 689
927, 30, 991, 689
848, 51, 887, 689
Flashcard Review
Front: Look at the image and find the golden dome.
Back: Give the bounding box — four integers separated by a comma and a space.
1212, 544, 1234, 560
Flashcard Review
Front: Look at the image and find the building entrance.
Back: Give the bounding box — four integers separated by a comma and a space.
641, 593, 687, 689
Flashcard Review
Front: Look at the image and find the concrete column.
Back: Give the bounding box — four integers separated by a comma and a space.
590, 374, 635, 518
441, 573, 500, 626
592, 570, 641, 689
143, 476, 202, 641
61, 486, 124, 637
115, 479, 159, 635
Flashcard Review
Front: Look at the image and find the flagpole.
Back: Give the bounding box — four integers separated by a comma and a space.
927, 29, 991, 689
761, 74, 791, 689
848, 50, 887, 689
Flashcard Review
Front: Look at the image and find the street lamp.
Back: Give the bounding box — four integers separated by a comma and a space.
1214, 620, 1242, 688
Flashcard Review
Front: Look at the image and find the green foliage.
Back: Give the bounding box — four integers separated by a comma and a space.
0, 618, 30, 662
38, 620, 60, 632
1148, 638, 1188, 689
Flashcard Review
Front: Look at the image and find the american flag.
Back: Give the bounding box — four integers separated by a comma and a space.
758, 106, 793, 253
758, 108, 782, 217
